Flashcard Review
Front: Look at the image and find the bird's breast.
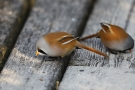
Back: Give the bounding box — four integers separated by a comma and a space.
102, 40, 125, 51
100, 33, 134, 51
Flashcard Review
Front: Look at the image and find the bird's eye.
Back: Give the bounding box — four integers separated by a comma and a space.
38, 48, 47, 55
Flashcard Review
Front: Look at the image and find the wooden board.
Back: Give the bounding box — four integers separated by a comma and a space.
70, 0, 134, 66
0, 0, 29, 70
0, 0, 95, 90
59, 0, 135, 90
59, 66, 135, 90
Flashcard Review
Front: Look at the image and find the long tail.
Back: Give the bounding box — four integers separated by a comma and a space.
76, 41, 108, 57
80, 33, 99, 41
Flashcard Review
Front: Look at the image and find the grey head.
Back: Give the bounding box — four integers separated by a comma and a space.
36, 36, 49, 56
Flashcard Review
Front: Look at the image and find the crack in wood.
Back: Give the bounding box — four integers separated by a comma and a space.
124, 0, 135, 30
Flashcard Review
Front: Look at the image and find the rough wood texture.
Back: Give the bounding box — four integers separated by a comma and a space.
59, 0, 135, 90
70, 0, 134, 66
59, 66, 135, 90
0, 0, 94, 90
0, 0, 29, 70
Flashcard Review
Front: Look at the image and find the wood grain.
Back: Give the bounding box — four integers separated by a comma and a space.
59, 66, 135, 90
59, 0, 135, 90
0, 0, 94, 90
0, 0, 29, 70
70, 0, 134, 66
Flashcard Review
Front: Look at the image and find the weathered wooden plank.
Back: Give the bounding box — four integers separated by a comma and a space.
59, 66, 135, 90
126, 1, 135, 40
0, 0, 30, 70
0, 0, 95, 90
59, 0, 135, 90
70, 0, 134, 66
126, 0, 135, 68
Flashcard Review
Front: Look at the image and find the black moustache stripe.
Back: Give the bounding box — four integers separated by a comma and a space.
38, 49, 47, 55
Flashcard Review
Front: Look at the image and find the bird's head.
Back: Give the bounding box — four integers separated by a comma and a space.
36, 37, 48, 56
100, 23, 113, 33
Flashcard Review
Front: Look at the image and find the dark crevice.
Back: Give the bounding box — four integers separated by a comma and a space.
75, 0, 98, 37
54, 53, 74, 90
56, 0, 98, 90
124, 0, 135, 30
0, 0, 36, 72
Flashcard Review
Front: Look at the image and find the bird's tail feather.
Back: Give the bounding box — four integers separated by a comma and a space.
76, 41, 108, 57
80, 33, 99, 41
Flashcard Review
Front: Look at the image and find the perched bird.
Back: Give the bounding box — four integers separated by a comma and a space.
80, 23, 134, 54
36, 32, 108, 57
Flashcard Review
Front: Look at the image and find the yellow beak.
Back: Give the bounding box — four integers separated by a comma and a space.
36, 51, 39, 56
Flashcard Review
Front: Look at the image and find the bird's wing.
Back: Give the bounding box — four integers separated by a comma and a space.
58, 35, 74, 42
58, 35, 78, 45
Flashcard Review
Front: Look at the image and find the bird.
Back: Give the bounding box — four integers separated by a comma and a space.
35, 32, 108, 57
80, 23, 134, 54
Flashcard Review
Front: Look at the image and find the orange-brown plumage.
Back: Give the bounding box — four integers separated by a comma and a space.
36, 32, 108, 57
80, 23, 134, 54
43, 32, 76, 57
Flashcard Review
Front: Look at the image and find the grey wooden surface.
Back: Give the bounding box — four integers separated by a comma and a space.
0, 0, 135, 90
0, 0, 29, 70
0, 0, 95, 90
59, 0, 135, 90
